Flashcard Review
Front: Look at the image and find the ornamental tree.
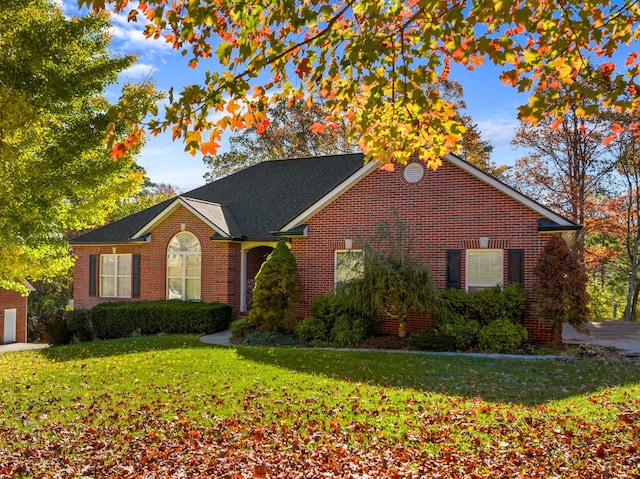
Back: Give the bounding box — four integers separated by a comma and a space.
248, 240, 300, 333
533, 235, 590, 341
82, 0, 639, 166
0, 0, 161, 292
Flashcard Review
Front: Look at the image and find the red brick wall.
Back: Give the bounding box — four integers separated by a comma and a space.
0, 288, 28, 343
72, 162, 563, 343
290, 161, 558, 343
73, 205, 242, 316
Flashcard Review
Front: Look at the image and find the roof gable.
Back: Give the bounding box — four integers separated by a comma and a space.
279, 154, 578, 232
70, 153, 366, 244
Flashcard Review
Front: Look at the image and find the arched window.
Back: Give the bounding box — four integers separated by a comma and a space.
167, 232, 201, 301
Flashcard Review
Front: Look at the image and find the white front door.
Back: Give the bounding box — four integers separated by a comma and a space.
3, 309, 16, 343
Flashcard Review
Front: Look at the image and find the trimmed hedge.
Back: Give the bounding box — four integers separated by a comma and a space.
89, 300, 233, 340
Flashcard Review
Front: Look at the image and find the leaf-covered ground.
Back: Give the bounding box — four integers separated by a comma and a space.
1, 336, 639, 478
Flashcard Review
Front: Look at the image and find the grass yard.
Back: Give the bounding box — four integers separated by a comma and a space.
1, 335, 639, 478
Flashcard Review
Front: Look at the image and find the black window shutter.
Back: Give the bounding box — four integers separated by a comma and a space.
89, 255, 97, 297
132, 254, 141, 298
507, 249, 524, 285
446, 249, 462, 289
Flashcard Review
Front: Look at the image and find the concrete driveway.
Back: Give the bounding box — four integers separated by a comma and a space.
0, 342, 49, 354
563, 321, 640, 354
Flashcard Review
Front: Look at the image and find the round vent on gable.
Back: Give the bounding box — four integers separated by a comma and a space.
403, 162, 424, 183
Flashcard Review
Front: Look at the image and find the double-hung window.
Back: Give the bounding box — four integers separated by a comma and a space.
466, 249, 503, 292
100, 254, 132, 298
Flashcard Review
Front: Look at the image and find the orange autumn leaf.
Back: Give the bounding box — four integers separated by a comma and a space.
310, 122, 326, 134
111, 142, 126, 159
200, 141, 220, 155
256, 119, 271, 134
380, 163, 395, 172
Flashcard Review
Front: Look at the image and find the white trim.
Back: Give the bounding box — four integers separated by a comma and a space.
444, 154, 575, 227
132, 197, 230, 240
99, 253, 132, 298
279, 161, 380, 232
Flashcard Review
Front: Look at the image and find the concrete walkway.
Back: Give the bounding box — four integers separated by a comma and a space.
0, 342, 49, 354
563, 321, 640, 354
200, 329, 233, 346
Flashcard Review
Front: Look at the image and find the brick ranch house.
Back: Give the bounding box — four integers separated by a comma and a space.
70, 153, 580, 343
0, 283, 34, 344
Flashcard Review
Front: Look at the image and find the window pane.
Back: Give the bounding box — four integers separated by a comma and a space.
117, 277, 131, 298
118, 255, 131, 275
467, 249, 502, 289
335, 250, 364, 283
167, 278, 183, 299
169, 232, 201, 252
180, 233, 200, 251
185, 254, 201, 277
100, 277, 115, 298
101, 255, 116, 276
167, 254, 183, 277
185, 279, 201, 301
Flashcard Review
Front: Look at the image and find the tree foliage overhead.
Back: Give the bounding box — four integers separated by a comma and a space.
510, 71, 619, 258
83, 0, 639, 167
203, 97, 356, 181
0, 0, 160, 292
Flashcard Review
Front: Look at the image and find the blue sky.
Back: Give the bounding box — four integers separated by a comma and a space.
64, 2, 539, 192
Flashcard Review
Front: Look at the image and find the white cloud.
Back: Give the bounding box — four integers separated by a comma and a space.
120, 63, 158, 81
476, 116, 519, 150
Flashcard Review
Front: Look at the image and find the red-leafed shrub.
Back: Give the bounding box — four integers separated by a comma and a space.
533, 235, 590, 340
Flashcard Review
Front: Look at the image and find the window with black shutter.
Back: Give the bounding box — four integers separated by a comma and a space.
507, 249, 524, 285
132, 254, 141, 298
446, 249, 462, 289
89, 255, 97, 297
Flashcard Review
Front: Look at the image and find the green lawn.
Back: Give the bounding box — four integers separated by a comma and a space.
1, 336, 639, 477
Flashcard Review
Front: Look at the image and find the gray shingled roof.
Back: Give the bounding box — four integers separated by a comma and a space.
70, 153, 366, 244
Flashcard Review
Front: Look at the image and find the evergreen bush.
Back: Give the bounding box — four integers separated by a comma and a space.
248, 240, 300, 333
41, 310, 72, 345
329, 313, 372, 347
478, 319, 528, 354
89, 300, 232, 339
436, 311, 480, 350
408, 329, 457, 351
230, 317, 254, 340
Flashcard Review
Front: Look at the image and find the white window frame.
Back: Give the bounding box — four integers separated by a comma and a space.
167, 232, 201, 301
466, 249, 503, 293
100, 254, 132, 298
334, 249, 365, 286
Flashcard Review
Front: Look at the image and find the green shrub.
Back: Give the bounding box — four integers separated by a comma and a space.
234, 331, 300, 347
248, 240, 300, 333
295, 316, 330, 344
294, 294, 349, 344
329, 313, 372, 347
440, 284, 526, 326
89, 300, 232, 340
408, 329, 457, 351
436, 312, 480, 350
477, 319, 528, 354
41, 310, 72, 345
230, 317, 254, 340
65, 309, 93, 342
